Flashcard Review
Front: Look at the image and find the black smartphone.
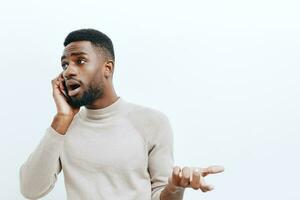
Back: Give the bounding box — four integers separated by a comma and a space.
61, 79, 73, 105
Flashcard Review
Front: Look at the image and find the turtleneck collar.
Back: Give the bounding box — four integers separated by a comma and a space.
79, 97, 126, 122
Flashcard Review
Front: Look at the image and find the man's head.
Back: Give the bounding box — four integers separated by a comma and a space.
61, 29, 115, 108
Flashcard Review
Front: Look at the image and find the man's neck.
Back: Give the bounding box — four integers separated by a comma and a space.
85, 89, 119, 110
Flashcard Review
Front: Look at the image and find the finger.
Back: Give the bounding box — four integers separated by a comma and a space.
202, 166, 225, 177
180, 167, 190, 187
52, 78, 60, 90
171, 166, 181, 186
190, 168, 200, 190
199, 175, 214, 192
52, 74, 62, 85
52, 75, 65, 96
57, 73, 68, 94
52, 76, 59, 84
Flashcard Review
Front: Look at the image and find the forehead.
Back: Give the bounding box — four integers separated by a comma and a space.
62, 41, 96, 57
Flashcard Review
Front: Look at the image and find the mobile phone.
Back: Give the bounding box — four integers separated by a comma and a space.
61, 79, 73, 105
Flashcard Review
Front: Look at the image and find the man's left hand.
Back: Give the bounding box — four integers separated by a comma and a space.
166, 165, 224, 193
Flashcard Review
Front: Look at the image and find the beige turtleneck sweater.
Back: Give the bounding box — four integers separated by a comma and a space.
20, 97, 174, 200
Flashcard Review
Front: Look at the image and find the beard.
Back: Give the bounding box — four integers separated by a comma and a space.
66, 83, 104, 108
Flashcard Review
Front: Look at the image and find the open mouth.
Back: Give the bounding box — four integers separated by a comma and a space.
68, 85, 81, 96
69, 84, 80, 91
66, 81, 82, 97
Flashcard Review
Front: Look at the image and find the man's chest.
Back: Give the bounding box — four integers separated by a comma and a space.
61, 123, 148, 172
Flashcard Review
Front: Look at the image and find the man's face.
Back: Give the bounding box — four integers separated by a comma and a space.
61, 41, 105, 108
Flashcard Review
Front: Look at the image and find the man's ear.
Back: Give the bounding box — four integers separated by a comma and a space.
104, 60, 114, 78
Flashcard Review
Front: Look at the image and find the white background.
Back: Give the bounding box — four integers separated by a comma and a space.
1, 0, 299, 199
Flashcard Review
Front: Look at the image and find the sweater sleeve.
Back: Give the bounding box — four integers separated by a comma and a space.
148, 113, 174, 200
20, 126, 65, 199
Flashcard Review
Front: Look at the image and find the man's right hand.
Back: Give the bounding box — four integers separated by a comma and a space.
51, 73, 80, 135
52, 72, 80, 117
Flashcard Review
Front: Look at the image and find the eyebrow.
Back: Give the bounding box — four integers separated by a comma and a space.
61, 52, 87, 61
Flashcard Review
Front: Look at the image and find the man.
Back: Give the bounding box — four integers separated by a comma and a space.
20, 29, 224, 200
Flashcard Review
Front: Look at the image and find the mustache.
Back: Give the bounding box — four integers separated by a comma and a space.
65, 77, 82, 84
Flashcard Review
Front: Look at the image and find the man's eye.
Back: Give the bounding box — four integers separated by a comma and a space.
62, 63, 68, 70
77, 59, 86, 64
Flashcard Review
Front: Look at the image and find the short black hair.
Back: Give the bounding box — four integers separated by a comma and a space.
64, 28, 115, 61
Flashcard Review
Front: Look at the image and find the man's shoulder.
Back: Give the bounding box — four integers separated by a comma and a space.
125, 101, 170, 126
124, 100, 172, 142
